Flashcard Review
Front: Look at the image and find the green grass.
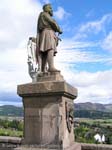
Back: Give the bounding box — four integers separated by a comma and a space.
78, 118, 112, 127
0, 128, 23, 137
74, 118, 112, 144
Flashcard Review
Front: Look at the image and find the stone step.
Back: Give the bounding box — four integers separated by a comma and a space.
66, 143, 81, 150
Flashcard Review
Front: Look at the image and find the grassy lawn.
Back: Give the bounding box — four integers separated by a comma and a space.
0, 117, 23, 137
74, 118, 112, 144
78, 118, 112, 127
0, 128, 23, 137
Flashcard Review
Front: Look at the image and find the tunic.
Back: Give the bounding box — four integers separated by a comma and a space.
37, 12, 61, 53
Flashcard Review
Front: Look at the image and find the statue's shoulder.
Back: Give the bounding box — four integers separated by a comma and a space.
39, 12, 45, 17
38, 12, 48, 21
41, 12, 50, 18
38, 12, 44, 19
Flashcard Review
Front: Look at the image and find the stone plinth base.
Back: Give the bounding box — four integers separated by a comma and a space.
81, 143, 112, 150
35, 71, 64, 82
17, 73, 77, 149
14, 143, 81, 150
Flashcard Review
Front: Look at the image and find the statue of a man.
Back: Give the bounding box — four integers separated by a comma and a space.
37, 4, 62, 73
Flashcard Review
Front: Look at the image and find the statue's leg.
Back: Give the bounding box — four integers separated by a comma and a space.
47, 49, 59, 72
42, 51, 48, 73
37, 52, 42, 73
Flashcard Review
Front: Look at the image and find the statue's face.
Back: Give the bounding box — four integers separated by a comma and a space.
46, 5, 53, 16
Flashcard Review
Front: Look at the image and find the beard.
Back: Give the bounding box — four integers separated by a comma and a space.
49, 10, 53, 16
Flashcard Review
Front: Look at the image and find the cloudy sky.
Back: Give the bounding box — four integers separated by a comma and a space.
0, 0, 112, 105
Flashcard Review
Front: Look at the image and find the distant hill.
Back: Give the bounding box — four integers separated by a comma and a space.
75, 102, 112, 112
0, 105, 23, 116
0, 103, 112, 119
74, 102, 112, 119
105, 104, 112, 112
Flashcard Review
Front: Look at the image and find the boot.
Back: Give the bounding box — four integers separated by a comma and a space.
47, 50, 60, 72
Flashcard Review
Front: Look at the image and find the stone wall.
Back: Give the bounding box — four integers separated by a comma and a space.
0, 136, 21, 150
81, 143, 112, 150
0, 137, 112, 150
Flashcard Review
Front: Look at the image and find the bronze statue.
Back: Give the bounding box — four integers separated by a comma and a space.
36, 3, 62, 73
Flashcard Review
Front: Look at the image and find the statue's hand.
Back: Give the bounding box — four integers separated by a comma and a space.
57, 28, 63, 34
59, 30, 63, 34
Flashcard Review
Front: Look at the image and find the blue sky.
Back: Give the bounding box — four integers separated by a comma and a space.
0, 0, 112, 105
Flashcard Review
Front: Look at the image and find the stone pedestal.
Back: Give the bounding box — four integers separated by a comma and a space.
17, 72, 77, 149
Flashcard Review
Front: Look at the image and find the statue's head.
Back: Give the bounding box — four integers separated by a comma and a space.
43, 4, 53, 16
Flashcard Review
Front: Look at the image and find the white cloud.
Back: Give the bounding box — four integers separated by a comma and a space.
55, 38, 111, 67
60, 69, 112, 104
58, 38, 97, 50
0, 0, 42, 94
0, 0, 42, 51
54, 6, 70, 20
74, 13, 112, 40
80, 14, 112, 33
102, 31, 112, 51
54, 38, 112, 104
0, 46, 31, 93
